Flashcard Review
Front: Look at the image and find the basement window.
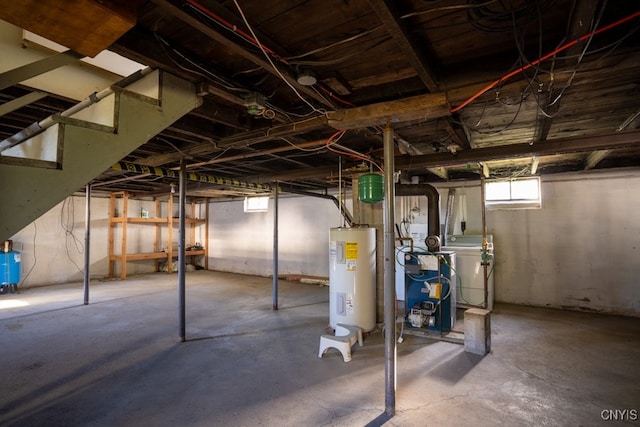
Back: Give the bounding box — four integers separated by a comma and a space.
485, 177, 541, 209
244, 196, 269, 213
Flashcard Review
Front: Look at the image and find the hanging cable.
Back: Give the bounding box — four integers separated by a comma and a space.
450, 9, 640, 113
185, 0, 287, 64
231, 0, 330, 116
317, 83, 357, 108
547, 0, 608, 108
325, 131, 383, 172
286, 26, 384, 60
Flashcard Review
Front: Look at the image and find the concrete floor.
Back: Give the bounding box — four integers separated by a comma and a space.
1, 271, 639, 427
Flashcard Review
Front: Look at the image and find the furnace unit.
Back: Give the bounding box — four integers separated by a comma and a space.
404, 251, 456, 334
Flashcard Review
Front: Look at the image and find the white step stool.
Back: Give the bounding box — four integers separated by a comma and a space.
318, 323, 363, 362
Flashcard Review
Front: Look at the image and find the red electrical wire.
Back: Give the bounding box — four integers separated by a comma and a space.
318, 84, 357, 108
325, 130, 384, 171
186, 0, 288, 64
450, 10, 640, 113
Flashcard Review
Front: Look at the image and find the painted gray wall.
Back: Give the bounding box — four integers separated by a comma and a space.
434, 169, 640, 316
9, 169, 639, 317
9, 195, 165, 288
490, 171, 639, 316
8, 196, 110, 287
208, 196, 346, 277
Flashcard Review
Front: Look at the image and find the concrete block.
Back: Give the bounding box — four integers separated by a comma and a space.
464, 308, 491, 355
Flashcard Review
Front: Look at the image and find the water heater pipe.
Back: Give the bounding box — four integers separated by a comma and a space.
395, 183, 441, 245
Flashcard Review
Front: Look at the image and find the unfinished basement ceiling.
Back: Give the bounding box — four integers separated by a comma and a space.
1, 0, 639, 197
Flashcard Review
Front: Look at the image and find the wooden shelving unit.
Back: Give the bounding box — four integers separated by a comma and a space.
108, 191, 209, 279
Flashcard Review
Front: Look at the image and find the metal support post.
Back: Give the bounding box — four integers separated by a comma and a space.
83, 184, 91, 305
272, 183, 279, 310
383, 122, 396, 416
178, 159, 187, 342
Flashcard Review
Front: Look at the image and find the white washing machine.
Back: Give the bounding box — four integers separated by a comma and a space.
443, 235, 495, 310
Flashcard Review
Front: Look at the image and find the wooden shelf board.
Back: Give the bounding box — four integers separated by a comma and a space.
127, 217, 168, 223
110, 252, 168, 261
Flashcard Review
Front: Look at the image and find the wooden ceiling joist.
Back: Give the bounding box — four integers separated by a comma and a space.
367, 0, 471, 150
396, 129, 640, 170
328, 92, 450, 130
151, 0, 335, 110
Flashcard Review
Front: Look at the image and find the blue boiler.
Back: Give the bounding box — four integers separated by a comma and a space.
404, 251, 456, 334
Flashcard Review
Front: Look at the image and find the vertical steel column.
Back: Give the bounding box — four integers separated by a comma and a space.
383, 122, 396, 416
178, 159, 187, 342
272, 182, 279, 310
83, 184, 91, 305
480, 176, 489, 309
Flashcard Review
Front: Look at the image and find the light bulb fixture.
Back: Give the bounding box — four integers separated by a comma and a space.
242, 92, 266, 116
296, 70, 317, 86
170, 183, 176, 194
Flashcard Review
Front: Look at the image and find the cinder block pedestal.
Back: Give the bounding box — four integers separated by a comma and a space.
464, 308, 491, 355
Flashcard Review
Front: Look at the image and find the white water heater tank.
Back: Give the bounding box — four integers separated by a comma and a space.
329, 227, 376, 332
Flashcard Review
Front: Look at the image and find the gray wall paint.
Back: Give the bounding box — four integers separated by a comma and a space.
434, 169, 640, 316
488, 171, 640, 316
9, 196, 171, 288
208, 196, 345, 277
9, 169, 639, 316
9, 196, 111, 287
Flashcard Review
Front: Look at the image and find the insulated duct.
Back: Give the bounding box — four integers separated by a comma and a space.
395, 183, 441, 251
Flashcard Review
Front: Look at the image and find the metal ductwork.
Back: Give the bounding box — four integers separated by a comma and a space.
395, 183, 441, 251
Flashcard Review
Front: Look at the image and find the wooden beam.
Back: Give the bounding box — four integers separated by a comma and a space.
584, 109, 640, 170
531, 156, 540, 174
138, 115, 328, 166
535, 0, 598, 143
445, 120, 472, 150
395, 129, 640, 170
481, 162, 490, 178
0, 0, 136, 57
217, 116, 328, 148
328, 92, 450, 130
245, 130, 640, 183
584, 150, 610, 170
190, 99, 248, 131
367, 0, 439, 92
152, 0, 335, 110
428, 167, 448, 180
0, 91, 47, 117
367, 0, 471, 150
185, 139, 327, 169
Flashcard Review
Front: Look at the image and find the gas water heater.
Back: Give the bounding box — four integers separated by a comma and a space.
404, 251, 456, 334
329, 227, 376, 332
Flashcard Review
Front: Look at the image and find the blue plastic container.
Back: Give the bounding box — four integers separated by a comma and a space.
0, 251, 21, 285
